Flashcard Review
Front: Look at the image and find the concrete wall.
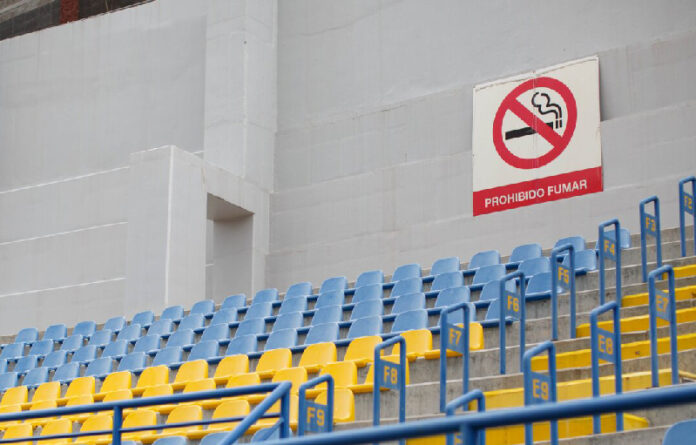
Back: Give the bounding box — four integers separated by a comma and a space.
271, 0, 696, 288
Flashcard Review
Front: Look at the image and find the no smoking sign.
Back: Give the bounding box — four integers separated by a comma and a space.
472, 57, 603, 216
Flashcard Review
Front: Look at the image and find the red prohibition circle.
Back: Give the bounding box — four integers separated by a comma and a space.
492, 77, 577, 169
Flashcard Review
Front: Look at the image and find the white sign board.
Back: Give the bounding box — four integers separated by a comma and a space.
472, 56, 602, 215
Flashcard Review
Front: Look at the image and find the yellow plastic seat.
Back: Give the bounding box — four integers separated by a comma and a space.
62, 394, 94, 423
94, 371, 132, 401
316, 388, 354, 423
140, 384, 174, 414
182, 379, 217, 409
132, 366, 169, 396
298, 343, 337, 372
141, 404, 203, 443
40, 418, 72, 445
248, 368, 308, 405
0, 386, 28, 428
213, 355, 249, 385
248, 395, 299, 434
75, 414, 112, 445
27, 400, 58, 427
121, 409, 158, 441
350, 356, 410, 394
422, 323, 485, 360
25, 382, 61, 410
172, 360, 208, 391
390, 329, 433, 361
204, 399, 250, 437
227, 372, 261, 389
102, 389, 132, 402
343, 336, 382, 368
306, 361, 357, 398
58, 377, 95, 405
2, 422, 33, 445
256, 349, 292, 379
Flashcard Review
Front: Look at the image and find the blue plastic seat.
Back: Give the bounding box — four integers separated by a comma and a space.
278, 296, 308, 315
188, 340, 220, 361
53, 362, 80, 383
152, 347, 182, 367
161, 306, 184, 322
43, 324, 67, 342
166, 329, 194, 349
0, 343, 24, 361
28, 339, 54, 357
147, 319, 173, 338
517, 257, 550, 279
22, 366, 48, 388
526, 272, 562, 299
85, 357, 113, 379
265, 329, 298, 350
103, 317, 126, 333
350, 300, 383, 320
0, 359, 7, 374
563, 249, 598, 272
178, 314, 205, 331
43, 350, 68, 369
595, 228, 631, 250
305, 323, 339, 345
132, 311, 154, 328
392, 263, 421, 282
14, 355, 38, 375
352, 284, 383, 304
236, 318, 266, 337
133, 335, 161, 355
116, 324, 142, 343
286, 282, 312, 298
102, 340, 129, 359
468, 250, 501, 270
390, 277, 423, 298
117, 351, 147, 372
554, 236, 586, 253
434, 286, 471, 308
509, 243, 543, 265
391, 309, 428, 333
245, 302, 273, 320
431, 257, 460, 275
252, 426, 280, 442
253, 288, 279, 305
438, 302, 476, 325
210, 309, 237, 327
311, 306, 343, 325
391, 292, 425, 315
190, 300, 216, 317
347, 316, 382, 340
200, 324, 230, 343
222, 294, 247, 310
60, 335, 84, 353
71, 345, 97, 364
471, 264, 506, 289
431, 271, 464, 292
319, 276, 348, 294
355, 270, 384, 288
73, 321, 97, 339
88, 330, 113, 348
478, 280, 515, 302
272, 313, 304, 332
152, 436, 188, 445
663, 419, 696, 445
15, 327, 38, 344
485, 298, 504, 322
0, 372, 18, 392
226, 335, 257, 356
201, 432, 232, 445
315, 290, 345, 309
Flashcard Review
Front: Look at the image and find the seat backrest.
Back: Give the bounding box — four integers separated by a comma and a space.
554, 235, 586, 252
257, 348, 292, 374
209, 309, 237, 327
320, 361, 357, 387
214, 355, 249, 380
431, 271, 464, 291
52, 362, 80, 383
352, 284, 383, 304
88, 330, 113, 347
116, 324, 142, 343
311, 305, 343, 325
305, 323, 339, 345
100, 371, 132, 394
116, 351, 147, 372
485, 298, 502, 321
103, 317, 126, 333
0, 372, 18, 393
147, 319, 173, 337
164, 405, 203, 435
350, 300, 383, 320
265, 328, 298, 350
564, 249, 597, 271
272, 312, 304, 332
132, 311, 154, 327
344, 336, 382, 364
315, 289, 345, 309
251, 427, 280, 443
472, 264, 506, 286
135, 365, 169, 390
190, 299, 215, 316
594, 228, 631, 250
43, 324, 67, 341
179, 314, 205, 331
392, 263, 421, 282
14, 355, 38, 374
518, 257, 551, 278
0, 343, 24, 360
226, 335, 257, 356
434, 286, 470, 308
28, 340, 53, 357
391, 277, 423, 298
347, 316, 382, 339
431, 257, 460, 275
479, 280, 515, 302
526, 272, 561, 295
201, 432, 231, 445
437, 302, 476, 325
469, 250, 501, 270
63, 376, 96, 399
0, 359, 7, 374
60, 334, 84, 352
43, 350, 68, 369
509, 243, 542, 264
211, 399, 249, 430
272, 367, 307, 394
298, 342, 337, 369
278, 295, 308, 315
133, 335, 161, 354
253, 288, 279, 304
166, 329, 194, 349
286, 282, 313, 298
79, 414, 112, 442
355, 270, 384, 288
160, 305, 184, 322
123, 409, 157, 437
200, 323, 230, 343
173, 359, 209, 386
22, 366, 49, 387
245, 302, 273, 320
72, 345, 98, 363
663, 419, 696, 445
16, 327, 38, 344
236, 318, 266, 337
391, 309, 428, 333
222, 294, 247, 310
188, 340, 220, 361
391, 292, 425, 314
152, 347, 182, 367
85, 357, 113, 378
319, 276, 348, 294
0, 383, 26, 405
41, 418, 72, 440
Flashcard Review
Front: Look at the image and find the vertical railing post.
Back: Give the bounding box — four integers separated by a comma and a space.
523, 341, 558, 445
640, 196, 662, 282
439, 302, 473, 412
590, 301, 623, 434
112, 406, 122, 445
598, 219, 623, 305
499, 271, 526, 374
648, 265, 679, 387
373, 336, 407, 445
551, 244, 576, 339
298, 375, 335, 436
445, 390, 485, 445
679, 176, 696, 257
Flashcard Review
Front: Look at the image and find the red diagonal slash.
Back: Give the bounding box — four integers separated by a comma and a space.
508, 99, 563, 148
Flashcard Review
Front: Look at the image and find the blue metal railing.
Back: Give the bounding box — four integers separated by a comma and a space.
445, 390, 485, 445
640, 195, 663, 282
373, 336, 407, 445
439, 301, 473, 412
550, 244, 576, 339
589, 301, 623, 433
523, 341, 558, 445
298, 375, 334, 436
648, 265, 679, 387
498, 271, 526, 374
598, 219, 623, 305
679, 176, 696, 257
